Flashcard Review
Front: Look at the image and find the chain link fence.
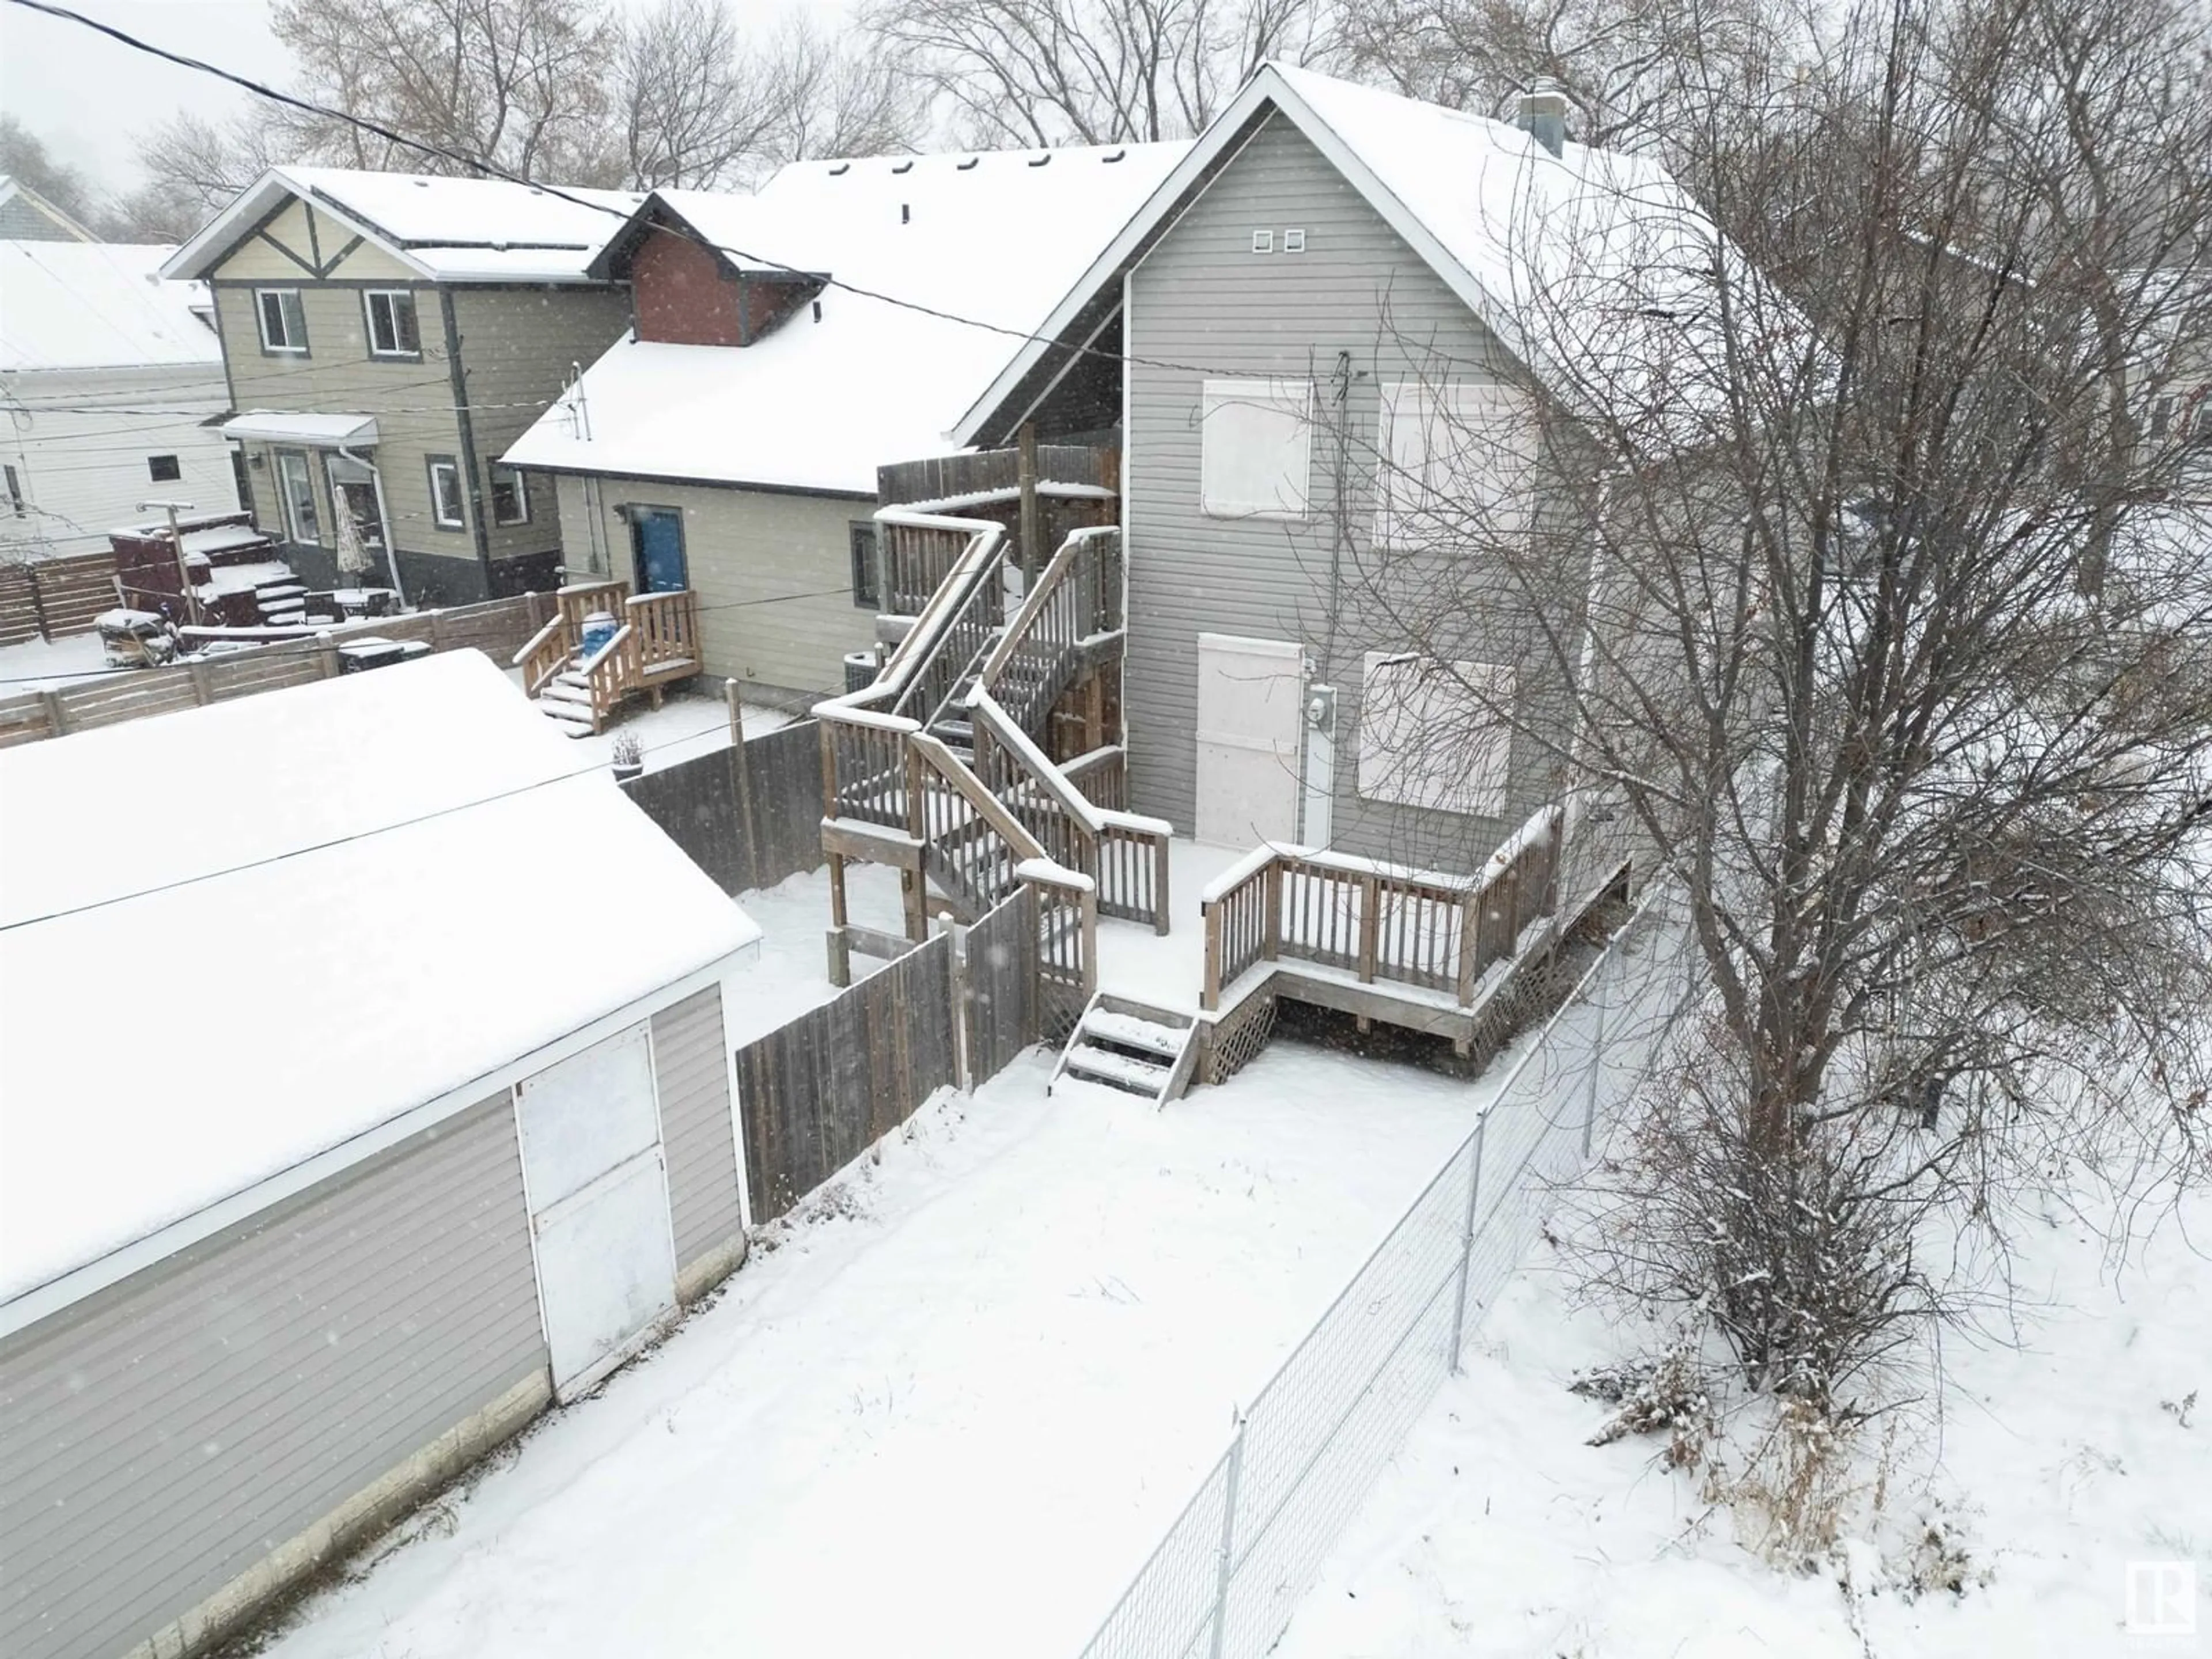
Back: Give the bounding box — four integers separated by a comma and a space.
1078, 884, 1697, 1659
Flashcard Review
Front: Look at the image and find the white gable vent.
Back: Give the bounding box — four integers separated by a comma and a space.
1251, 229, 1274, 254
1284, 229, 1306, 253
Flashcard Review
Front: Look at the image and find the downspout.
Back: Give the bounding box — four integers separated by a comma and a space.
338, 444, 408, 608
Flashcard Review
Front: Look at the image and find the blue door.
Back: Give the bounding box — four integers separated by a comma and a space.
631, 507, 687, 592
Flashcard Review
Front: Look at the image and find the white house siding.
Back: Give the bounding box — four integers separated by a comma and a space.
1, 362, 237, 559
0, 1094, 546, 1659
651, 986, 748, 1300
1124, 112, 1574, 870
554, 472, 876, 704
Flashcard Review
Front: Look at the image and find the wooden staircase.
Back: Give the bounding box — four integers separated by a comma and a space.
512, 579, 703, 736
1049, 991, 1199, 1105
815, 511, 1169, 942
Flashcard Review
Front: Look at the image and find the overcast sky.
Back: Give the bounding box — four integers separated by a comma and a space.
1, 0, 854, 198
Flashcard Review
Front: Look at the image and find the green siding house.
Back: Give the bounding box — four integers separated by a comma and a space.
163, 169, 640, 604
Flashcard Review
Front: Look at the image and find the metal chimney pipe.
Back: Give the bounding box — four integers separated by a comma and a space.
1516, 77, 1570, 157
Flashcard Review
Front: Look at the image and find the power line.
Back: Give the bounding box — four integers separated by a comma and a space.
6, 0, 1272, 392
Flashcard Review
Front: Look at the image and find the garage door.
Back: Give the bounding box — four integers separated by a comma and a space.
1194, 633, 1305, 847
514, 1024, 678, 1399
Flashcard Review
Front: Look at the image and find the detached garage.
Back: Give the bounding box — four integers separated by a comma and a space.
0, 652, 762, 1659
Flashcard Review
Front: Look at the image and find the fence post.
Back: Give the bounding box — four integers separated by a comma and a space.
726, 680, 760, 891
1448, 1119, 1487, 1376
1209, 1408, 1247, 1659
1582, 960, 1609, 1160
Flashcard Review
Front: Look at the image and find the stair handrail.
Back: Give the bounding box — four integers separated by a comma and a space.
814, 510, 1005, 722
909, 729, 1053, 869
512, 613, 569, 696
971, 524, 1113, 692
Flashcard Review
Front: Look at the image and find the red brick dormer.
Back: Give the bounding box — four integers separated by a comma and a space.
627, 220, 820, 347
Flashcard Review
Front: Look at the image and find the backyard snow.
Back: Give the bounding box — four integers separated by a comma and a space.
499, 672, 792, 771
0, 629, 111, 689
255, 1042, 1493, 1659
1275, 1184, 2212, 1658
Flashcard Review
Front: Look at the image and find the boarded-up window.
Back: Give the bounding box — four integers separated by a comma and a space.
1374, 381, 1536, 548
1201, 378, 1313, 518
1358, 651, 1514, 816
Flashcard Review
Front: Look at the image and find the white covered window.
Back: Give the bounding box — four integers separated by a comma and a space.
256, 289, 307, 354
275, 449, 321, 544
1357, 652, 1516, 817
362, 289, 421, 357
1200, 378, 1313, 518
1374, 380, 1536, 548
490, 464, 530, 525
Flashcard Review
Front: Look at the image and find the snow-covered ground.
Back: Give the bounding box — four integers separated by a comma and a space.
0, 630, 112, 690
498, 672, 794, 773
1275, 1185, 2212, 1658
253, 1034, 1503, 1658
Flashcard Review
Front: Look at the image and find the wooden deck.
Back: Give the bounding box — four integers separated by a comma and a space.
513, 578, 703, 733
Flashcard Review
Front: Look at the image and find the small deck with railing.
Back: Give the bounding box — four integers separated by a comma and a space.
513, 579, 703, 735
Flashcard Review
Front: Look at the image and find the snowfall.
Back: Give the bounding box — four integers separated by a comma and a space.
239, 853, 2210, 1659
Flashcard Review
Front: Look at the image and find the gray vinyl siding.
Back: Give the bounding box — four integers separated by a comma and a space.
652, 987, 744, 1274
447, 287, 631, 566
0, 194, 82, 240
555, 474, 875, 700
0, 1095, 546, 1659
1124, 112, 1575, 871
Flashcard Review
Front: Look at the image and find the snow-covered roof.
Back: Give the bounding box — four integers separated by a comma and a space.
503, 141, 1190, 494
0, 240, 220, 372
0, 650, 759, 1318
956, 62, 1794, 447
162, 166, 643, 285
0, 174, 96, 242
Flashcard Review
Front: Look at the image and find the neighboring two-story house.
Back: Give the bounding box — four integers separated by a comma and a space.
953, 65, 1749, 873
162, 170, 639, 604
502, 143, 1185, 706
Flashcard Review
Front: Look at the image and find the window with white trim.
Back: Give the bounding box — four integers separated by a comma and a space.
276, 449, 321, 544
255, 289, 307, 354
427, 456, 467, 529
362, 289, 421, 358
1357, 652, 1515, 817
1374, 380, 1536, 548
490, 464, 529, 525
1200, 378, 1313, 518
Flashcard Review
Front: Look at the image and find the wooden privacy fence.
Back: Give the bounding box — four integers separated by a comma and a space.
734, 934, 959, 1222
963, 887, 1040, 1087
0, 553, 120, 646
621, 718, 825, 895
1200, 805, 1566, 1012
0, 591, 553, 748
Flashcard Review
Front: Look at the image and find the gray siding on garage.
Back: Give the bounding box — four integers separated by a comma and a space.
0, 1094, 545, 1659
1124, 112, 1575, 872
653, 986, 745, 1274
555, 473, 875, 702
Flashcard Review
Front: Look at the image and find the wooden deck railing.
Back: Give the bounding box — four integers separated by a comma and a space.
881, 518, 976, 618
627, 589, 700, 679
1199, 805, 1566, 1012
972, 526, 1122, 735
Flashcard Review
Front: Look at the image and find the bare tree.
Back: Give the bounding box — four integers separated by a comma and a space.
135, 111, 299, 222
1325, 0, 2212, 1407
862, 0, 1338, 146
615, 0, 781, 189
760, 12, 928, 164
266, 0, 622, 183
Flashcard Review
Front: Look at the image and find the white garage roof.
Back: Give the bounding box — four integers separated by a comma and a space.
0, 651, 759, 1323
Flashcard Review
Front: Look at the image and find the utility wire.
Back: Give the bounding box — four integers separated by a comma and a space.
6, 0, 1278, 392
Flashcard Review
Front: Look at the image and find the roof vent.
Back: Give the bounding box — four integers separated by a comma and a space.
891, 159, 914, 175
1103, 147, 1126, 163
901, 203, 910, 224
828, 162, 851, 177
1515, 77, 1570, 156
956, 156, 980, 171
812, 299, 822, 323
1028, 153, 1051, 167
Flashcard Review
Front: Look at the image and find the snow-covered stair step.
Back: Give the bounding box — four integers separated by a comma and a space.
535, 699, 594, 736
1081, 1008, 1186, 1059
540, 680, 594, 708
1060, 1042, 1173, 1097
1049, 991, 1199, 1105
